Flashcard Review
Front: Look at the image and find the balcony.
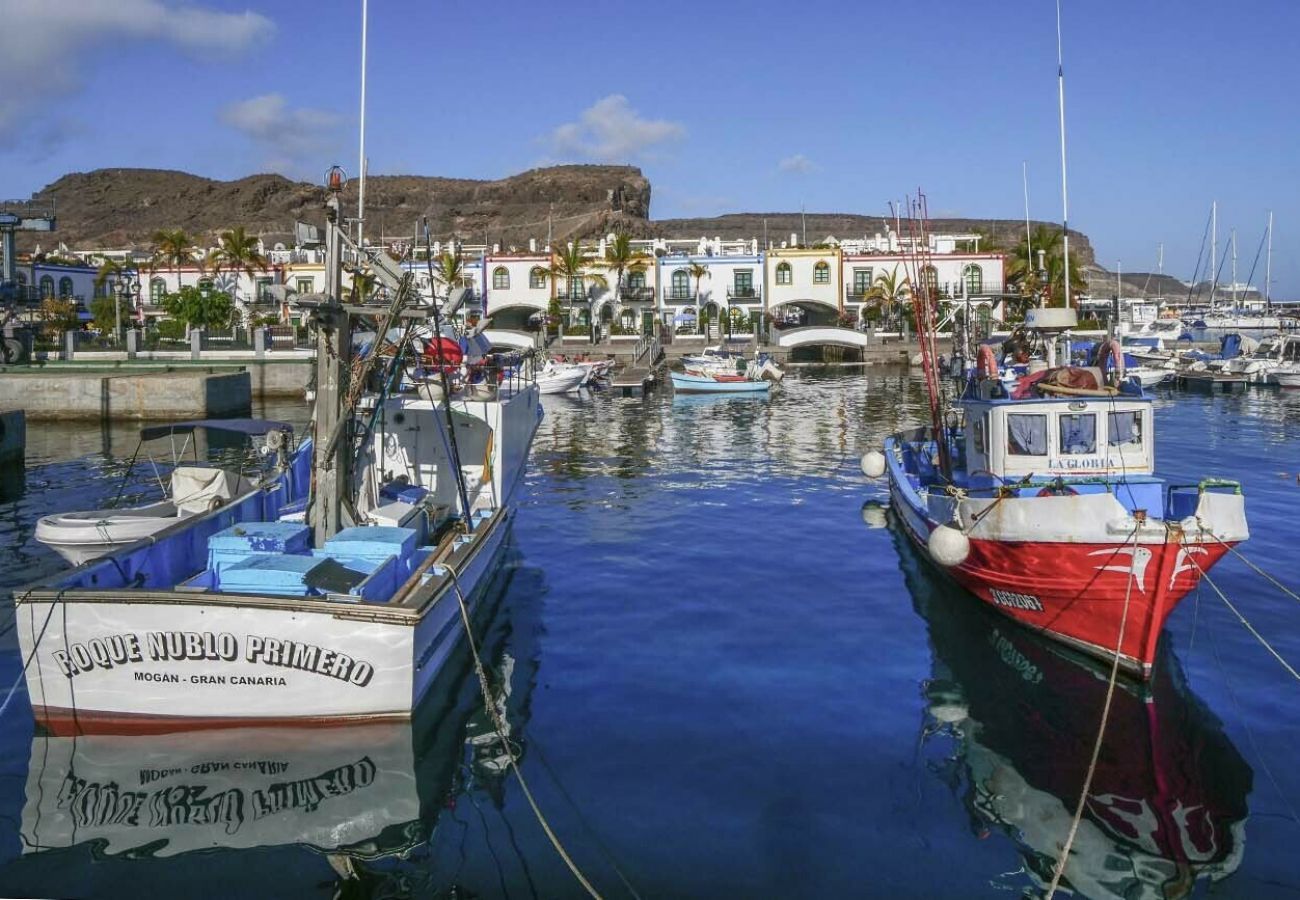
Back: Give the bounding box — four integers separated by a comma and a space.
726, 287, 761, 301
620, 286, 655, 302
663, 290, 695, 303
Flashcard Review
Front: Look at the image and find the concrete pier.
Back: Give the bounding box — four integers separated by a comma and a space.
0, 369, 253, 420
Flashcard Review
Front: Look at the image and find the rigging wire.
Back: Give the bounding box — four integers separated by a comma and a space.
1187, 554, 1300, 682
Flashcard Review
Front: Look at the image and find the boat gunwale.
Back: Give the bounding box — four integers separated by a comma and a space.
16, 506, 510, 626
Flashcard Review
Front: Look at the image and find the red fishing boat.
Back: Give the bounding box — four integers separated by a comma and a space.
866, 307, 1249, 678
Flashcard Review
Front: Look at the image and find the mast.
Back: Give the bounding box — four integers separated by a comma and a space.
1055, 0, 1072, 310
310, 171, 355, 546
357, 0, 369, 250
1265, 211, 1273, 312
1210, 201, 1217, 307
1231, 228, 1237, 305
1023, 161, 1036, 306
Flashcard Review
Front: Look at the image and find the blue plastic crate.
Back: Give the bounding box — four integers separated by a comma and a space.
208, 522, 311, 575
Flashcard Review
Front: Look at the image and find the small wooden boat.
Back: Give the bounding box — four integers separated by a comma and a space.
670, 370, 771, 394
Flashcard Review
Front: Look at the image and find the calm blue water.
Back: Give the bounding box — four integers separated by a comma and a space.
1, 376, 1298, 899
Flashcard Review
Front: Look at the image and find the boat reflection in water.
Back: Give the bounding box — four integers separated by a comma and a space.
7, 543, 538, 897
889, 512, 1253, 899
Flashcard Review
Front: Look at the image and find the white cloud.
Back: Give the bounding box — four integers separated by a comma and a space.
777, 154, 816, 174
0, 0, 274, 138
220, 94, 342, 174
542, 95, 684, 162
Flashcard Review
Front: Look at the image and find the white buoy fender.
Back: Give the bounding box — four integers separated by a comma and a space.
928, 524, 971, 567
860, 450, 887, 478
861, 501, 888, 529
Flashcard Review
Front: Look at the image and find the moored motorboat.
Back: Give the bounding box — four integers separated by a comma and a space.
34, 419, 297, 565
670, 369, 771, 394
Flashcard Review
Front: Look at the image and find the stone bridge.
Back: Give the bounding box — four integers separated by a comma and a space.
774, 326, 872, 350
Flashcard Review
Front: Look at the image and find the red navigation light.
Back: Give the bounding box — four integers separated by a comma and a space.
325, 166, 347, 193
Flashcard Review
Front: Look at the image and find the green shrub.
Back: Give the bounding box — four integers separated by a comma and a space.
156, 319, 187, 341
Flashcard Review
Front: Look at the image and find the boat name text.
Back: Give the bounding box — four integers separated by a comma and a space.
51, 631, 374, 687
988, 589, 1044, 612
57, 756, 378, 834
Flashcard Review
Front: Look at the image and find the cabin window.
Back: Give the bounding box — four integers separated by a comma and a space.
1285, 342, 1300, 363
1007, 414, 1047, 456
492, 267, 510, 290
1058, 413, 1097, 455
973, 415, 987, 454
1107, 411, 1143, 448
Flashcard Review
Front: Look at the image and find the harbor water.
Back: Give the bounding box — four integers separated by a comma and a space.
1, 373, 1298, 898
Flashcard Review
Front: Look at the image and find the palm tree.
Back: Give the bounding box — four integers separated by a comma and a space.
865, 266, 910, 328
549, 241, 607, 334
431, 251, 467, 301
213, 226, 269, 322
602, 231, 647, 306
150, 229, 196, 291
92, 257, 124, 294
1006, 225, 1085, 307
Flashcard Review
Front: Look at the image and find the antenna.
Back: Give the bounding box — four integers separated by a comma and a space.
1022, 161, 1036, 307
1055, 0, 1071, 310
1210, 201, 1217, 306
357, 0, 369, 250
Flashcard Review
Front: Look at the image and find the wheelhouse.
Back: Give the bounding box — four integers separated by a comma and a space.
961, 395, 1154, 487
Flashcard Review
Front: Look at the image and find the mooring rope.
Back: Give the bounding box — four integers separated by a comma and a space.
1187, 555, 1300, 682
446, 566, 610, 900
1196, 526, 1300, 605
0, 593, 62, 719
1044, 525, 1140, 899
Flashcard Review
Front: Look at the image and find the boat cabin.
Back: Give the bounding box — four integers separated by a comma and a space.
960, 393, 1154, 487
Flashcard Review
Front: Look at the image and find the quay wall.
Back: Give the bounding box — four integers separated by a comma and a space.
0, 369, 253, 421
23, 357, 312, 397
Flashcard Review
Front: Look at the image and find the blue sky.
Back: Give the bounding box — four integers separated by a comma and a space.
1, 0, 1296, 296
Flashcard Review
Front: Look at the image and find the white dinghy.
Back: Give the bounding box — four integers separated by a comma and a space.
34, 419, 294, 565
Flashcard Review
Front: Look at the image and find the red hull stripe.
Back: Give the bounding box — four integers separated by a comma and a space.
33, 705, 409, 737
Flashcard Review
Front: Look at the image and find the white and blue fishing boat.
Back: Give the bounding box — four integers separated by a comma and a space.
14, 174, 541, 733
670, 370, 771, 394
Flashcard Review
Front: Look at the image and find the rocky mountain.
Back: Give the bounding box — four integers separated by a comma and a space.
19, 166, 1108, 277
20, 166, 652, 251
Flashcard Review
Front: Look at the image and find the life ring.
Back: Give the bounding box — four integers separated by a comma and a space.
976, 345, 1000, 379
1097, 337, 1125, 381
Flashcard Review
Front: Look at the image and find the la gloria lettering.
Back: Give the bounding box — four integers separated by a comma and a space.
53, 630, 373, 687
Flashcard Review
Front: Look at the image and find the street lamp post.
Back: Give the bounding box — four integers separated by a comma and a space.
115, 273, 137, 344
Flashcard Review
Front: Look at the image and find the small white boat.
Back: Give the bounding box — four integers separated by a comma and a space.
671, 370, 771, 394
34, 419, 293, 565
536, 364, 587, 394
1275, 368, 1300, 389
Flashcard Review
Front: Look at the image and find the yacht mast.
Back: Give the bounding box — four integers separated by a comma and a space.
1210, 201, 1217, 307
1055, 0, 1072, 309
1231, 228, 1237, 305
1265, 211, 1273, 313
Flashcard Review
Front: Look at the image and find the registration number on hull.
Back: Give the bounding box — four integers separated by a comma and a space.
989, 589, 1044, 612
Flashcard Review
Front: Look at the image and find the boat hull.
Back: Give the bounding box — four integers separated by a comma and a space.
670, 372, 770, 394
886, 454, 1240, 677
18, 510, 514, 735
